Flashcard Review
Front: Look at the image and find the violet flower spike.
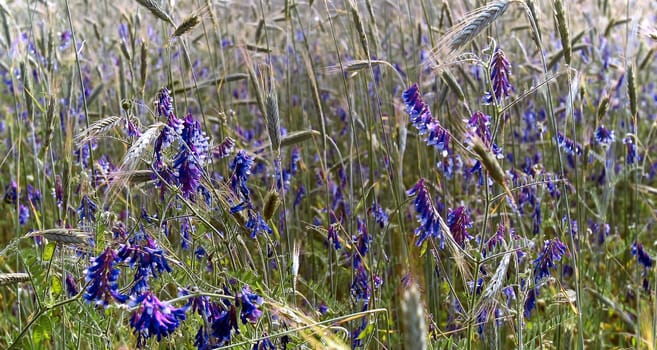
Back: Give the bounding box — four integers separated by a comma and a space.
129, 291, 187, 346
533, 238, 568, 282
407, 178, 445, 248
83, 247, 127, 306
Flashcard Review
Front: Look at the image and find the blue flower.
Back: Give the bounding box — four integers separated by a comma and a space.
524, 288, 538, 318
213, 137, 235, 159
623, 134, 639, 164
84, 247, 127, 306
65, 274, 78, 297
173, 114, 209, 199
533, 238, 568, 282
555, 132, 582, 156
632, 242, 654, 269
156, 88, 175, 118
402, 84, 451, 156
594, 125, 615, 146
117, 236, 172, 295
447, 206, 473, 247
129, 291, 187, 346
407, 178, 444, 248
368, 202, 389, 229
483, 48, 513, 104
18, 204, 29, 225
230, 150, 254, 199
3, 180, 17, 204
77, 195, 98, 223
239, 285, 264, 324
252, 335, 275, 350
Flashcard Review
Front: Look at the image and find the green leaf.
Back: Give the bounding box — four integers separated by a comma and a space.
43, 242, 56, 261
51, 276, 62, 295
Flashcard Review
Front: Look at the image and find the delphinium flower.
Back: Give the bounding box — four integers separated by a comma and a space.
117, 235, 172, 295
555, 131, 582, 156
533, 238, 568, 282
483, 48, 513, 104
407, 178, 444, 248
77, 195, 98, 223
173, 113, 210, 199
447, 206, 473, 247
402, 84, 451, 156
84, 247, 127, 306
593, 125, 615, 146
623, 134, 639, 164
238, 285, 264, 324
129, 291, 188, 347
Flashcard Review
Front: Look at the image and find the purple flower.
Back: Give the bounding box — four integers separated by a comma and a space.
238, 285, 264, 324
129, 291, 187, 346
594, 125, 615, 146
18, 204, 29, 225
173, 114, 209, 199
524, 288, 538, 318
26, 184, 41, 206
230, 150, 254, 199
352, 218, 370, 268
351, 264, 371, 302
65, 274, 79, 297
245, 211, 273, 238
77, 195, 98, 223
533, 238, 568, 282
117, 236, 172, 295
407, 178, 444, 248
252, 336, 275, 350
4, 180, 18, 204
368, 202, 389, 228
213, 137, 235, 159
632, 242, 654, 269
447, 206, 473, 246
84, 247, 127, 306
483, 48, 513, 104
555, 132, 582, 156
623, 134, 639, 164
402, 84, 451, 156
156, 88, 175, 118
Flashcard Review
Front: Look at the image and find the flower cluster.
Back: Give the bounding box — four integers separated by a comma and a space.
402, 84, 451, 157
483, 47, 513, 104
446, 206, 473, 247
173, 114, 210, 199
129, 291, 188, 347
117, 235, 172, 295
83, 247, 127, 306
407, 178, 444, 248
533, 238, 568, 282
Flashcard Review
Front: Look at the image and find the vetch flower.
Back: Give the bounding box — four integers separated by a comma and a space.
230, 150, 254, 199
524, 288, 538, 318
368, 202, 389, 229
483, 48, 513, 104
407, 178, 444, 248
447, 206, 473, 247
129, 291, 187, 346
555, 132, 582, 156
623, 134, 639, 164
533, 238, 568, 282
213, 137, 235, 159
238, 285, 264, 324
402, 84, 451, 156
84, 247, 127, 306
173, 114, 209, 199
632, 242, 654, 269
77, 195, 98, 223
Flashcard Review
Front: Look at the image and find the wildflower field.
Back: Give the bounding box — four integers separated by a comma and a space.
1, 0, 657, 348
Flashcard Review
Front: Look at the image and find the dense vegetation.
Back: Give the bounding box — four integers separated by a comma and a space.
0, 0, 655, 349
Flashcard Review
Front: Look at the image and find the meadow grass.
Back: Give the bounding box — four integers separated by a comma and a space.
0, 0, 656, 349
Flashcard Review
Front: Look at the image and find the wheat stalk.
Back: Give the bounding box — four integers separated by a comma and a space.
482, 252, 512, 300
134, 0, 175, 27
75, 115, 123, 144
553, 0, 571, 64
0, 273, 30, 286
172, 15, 200, 37
265, 91, 281, 153
26, 229, 91, 245
120, 122, 164, 171
429, 0, 514, 70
